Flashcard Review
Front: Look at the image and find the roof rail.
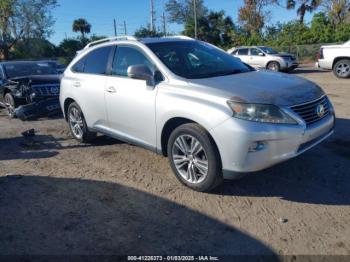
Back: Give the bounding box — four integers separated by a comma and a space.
84, 35, 137, 49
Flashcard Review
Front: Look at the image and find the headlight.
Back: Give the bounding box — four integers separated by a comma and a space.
227, 101, 297, 124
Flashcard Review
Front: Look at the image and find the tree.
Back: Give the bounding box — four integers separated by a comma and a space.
321, 0, 350, 26
72, 18, 91, 40
238, 0, 278, 35
165, 0, 208, 24
134, 26, 164, 38
286, 0, 321, 23
0, 0, 57, 60
184, 11, 236, 47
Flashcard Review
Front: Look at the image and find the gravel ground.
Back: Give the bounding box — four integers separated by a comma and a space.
0, 66, 349, 256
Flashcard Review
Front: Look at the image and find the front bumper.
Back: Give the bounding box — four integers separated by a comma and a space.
210, 114, 334, 179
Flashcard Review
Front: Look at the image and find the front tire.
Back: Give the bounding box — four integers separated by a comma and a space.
267, 61, 281, 72
333, 59, 350, 78
67, 102, 96, 143
167, 123, 223, 192
4, 93, 16, 118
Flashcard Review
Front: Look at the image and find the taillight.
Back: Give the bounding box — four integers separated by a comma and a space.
316, 48, 324, 60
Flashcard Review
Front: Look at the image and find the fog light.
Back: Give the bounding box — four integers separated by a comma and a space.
248, 141, 265, 152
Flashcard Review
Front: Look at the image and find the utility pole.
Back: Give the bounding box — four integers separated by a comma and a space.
113, 19, 117, 36
123, 21, 127, 35
150, 0, 155, 31
162, 12, 166, 36
64, 32, 67, 40
193, 0, 197, 39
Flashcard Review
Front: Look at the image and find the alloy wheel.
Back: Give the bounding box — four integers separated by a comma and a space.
268, 62, 279, 71
69, 107, 84, 139
336, 63, 350, 77
172, 134, 209, 184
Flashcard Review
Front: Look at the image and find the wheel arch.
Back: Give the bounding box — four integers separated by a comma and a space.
160, 117, 222, 167
266, 60, 280, 69
63, 97, 76, 120
332, 57, 350, 69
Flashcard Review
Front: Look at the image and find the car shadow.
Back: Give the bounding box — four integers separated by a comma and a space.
213, 118, 350, 206
290, 68, 329, 74
0, 175, 277, 257
0, 135, 122, 161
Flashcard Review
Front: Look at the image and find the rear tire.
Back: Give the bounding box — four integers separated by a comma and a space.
167, 123, 223, 192
4, 93, 16, 118
267, 61, 281, 72
67, 102, 96, 143
333, 59, 350, 79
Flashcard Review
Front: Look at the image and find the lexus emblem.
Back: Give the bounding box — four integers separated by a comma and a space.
316, 104, 325, 118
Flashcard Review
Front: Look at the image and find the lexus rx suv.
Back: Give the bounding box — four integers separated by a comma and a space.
60, 36, 334, 192
228, 46, 298, 72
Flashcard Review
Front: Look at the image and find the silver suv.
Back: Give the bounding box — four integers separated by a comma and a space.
228, 46, 299, 72
60, 36, 334, 192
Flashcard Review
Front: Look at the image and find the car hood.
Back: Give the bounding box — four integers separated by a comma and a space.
187, 71, 324, 106
9, 75, 60, 85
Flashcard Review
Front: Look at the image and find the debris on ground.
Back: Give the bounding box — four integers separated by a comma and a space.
15, 98, 61, 121
22, 129, 36, 137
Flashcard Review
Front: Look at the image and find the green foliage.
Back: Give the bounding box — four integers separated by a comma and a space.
134, 26, 165, 38
165, 0, 207, 24
72, 18, 91, 39
0, 0, 57, 59
184, 11, 236, 47
12, 38, 58, 59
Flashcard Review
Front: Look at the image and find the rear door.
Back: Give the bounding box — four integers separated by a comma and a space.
69, 45, 113, 128
236, 48, 250, 64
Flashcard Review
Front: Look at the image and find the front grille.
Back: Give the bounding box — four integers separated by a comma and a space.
31, 83, 60, 97
290, 96, 330, 126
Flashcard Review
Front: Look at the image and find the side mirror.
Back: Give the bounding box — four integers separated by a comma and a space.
127, 64, 154, 86
258, 52, 265, 56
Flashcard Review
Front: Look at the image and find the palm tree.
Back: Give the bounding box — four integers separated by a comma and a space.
72, 18, 91, 39
286, 0, 321, 23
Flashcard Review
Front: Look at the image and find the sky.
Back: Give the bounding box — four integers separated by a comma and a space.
50, 0, 315, 45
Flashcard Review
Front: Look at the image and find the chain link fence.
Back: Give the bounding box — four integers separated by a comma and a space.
272, 43, 340, 63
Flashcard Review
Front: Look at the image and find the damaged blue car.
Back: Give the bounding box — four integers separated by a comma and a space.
0, 61, 61, 120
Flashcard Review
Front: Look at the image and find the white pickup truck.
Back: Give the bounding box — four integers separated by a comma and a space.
316, 40, 350, 78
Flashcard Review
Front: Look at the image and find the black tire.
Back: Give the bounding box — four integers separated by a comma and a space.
4, 93, 16, 118
333, 59, 350, 79
267, 61, 281, 72
67, 102, 96, 143
167, 123, 223, 192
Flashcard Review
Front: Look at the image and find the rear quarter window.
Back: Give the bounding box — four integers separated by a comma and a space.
72, 46, 113, 75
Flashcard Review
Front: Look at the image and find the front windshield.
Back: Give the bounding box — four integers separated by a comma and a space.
259, 47, 279, 55
3, 62, 58, 79
146, 41, 253, 79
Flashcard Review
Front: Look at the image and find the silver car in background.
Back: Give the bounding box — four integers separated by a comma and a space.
228, 46, 299, 72
60, 36, 334, 192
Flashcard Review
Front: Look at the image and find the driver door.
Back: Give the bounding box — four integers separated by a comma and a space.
104, 45, 158, 149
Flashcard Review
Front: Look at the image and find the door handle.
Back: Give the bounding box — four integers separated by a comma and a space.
106, 86, 117, 93
73, 81, 81, 87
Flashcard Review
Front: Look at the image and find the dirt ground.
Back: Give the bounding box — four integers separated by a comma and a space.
0, 65, 349, 257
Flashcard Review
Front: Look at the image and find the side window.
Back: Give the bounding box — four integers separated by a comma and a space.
112, 46, 154, 77
250, 48, 260, 56
231, 50, 238, 55
84, 46, 113, 75
238, 49, 248, 56
72, 58, 85, 73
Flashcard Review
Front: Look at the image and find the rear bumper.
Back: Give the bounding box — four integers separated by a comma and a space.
210, 114, 335, 179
